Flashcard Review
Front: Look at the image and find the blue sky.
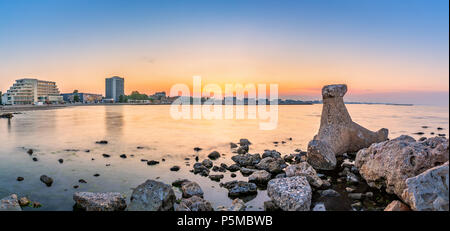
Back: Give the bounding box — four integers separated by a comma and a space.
0, 0, 448, 105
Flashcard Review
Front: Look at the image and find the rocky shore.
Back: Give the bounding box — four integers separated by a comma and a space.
1, 84, 448, 211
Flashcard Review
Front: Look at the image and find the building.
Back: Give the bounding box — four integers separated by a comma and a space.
105, 76, 124, 102
4, 78, 63, 105
61, 92, 103, 104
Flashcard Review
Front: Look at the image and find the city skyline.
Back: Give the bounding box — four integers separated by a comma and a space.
0, 0, 448, 105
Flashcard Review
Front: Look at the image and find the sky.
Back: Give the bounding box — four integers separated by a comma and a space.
0, 0, 448, 105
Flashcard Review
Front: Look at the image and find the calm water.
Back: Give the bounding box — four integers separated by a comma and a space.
0, 104, 448, 211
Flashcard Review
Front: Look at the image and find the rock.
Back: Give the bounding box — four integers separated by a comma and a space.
275, 173, 286, 178
345, 187, 355, 193
19, 197, 30, 207
232, 153, 261, 167
240, 167, 257, 175
193, 163, 210, 176
267, 176, 312, 211
73, 192, 126, 211
227, 164, 240, 172
209, 174, 224, 182
78, 179, 87, 184
58, 159, 64, 164
181, 181, 204, 198
0, 194, 21, 211
355, 135, 449, 197
208, 151, 221, 160
419, 137, 427, 142
365, 192, 373, 198
351, 201, 363, 210
194, 147, 202, 152
93, 173, 100, 177
237, 145, 249, 154
147, 160, 159, 165
283, 154, 295, 163
255, 157, 286, 174
32, 202, 42, 208
285, 162, 323, 188
120, 154, 127, 158
137, 146, 144, 149
202, 159, 213, 168
321, 189, 340, 197
230, 142, 238, 148
341, 159, 354, 168
27, 149, 33, 155
40, 175, 53, 187
348, 193, 363, 200
127, 180, 176, 211
346, 172, 359, 184
32, 157, 38, 162
73, 185, 79, 189
96, 140, 108, 144
0, 113, 13, 119
220, 181, 257, 197
437, 127, 444, 130
102, 154, 110, 158
248, 170, 272, 184
231, 173, 236, 178
176, 196, 213, 211
307, 84, 388, 170
17, 177, 24, 182
312, 203, 326, 211
171, 179, 190, 187
401, 162, 449, 211
239, 139, 251, 146
229, 198, 246, 211
170, 166, 180, 171
264, 200, 281, 211
384, 200, 411, 211
262, 150, 281, 159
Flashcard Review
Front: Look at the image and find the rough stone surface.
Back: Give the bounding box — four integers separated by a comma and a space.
285, 162, 323, 188
240, 167, 257, 175
0, 194, 21, 211
181, 181, 204, 198
73, 192, 126, 211
176, 196, 213, 211
262, 150, 281, 159
202, 159, 213, 168
255, 157, 286, 174
229, 198, 246, 211
267, 176, 312, 211
248, 170, 272, 184
307, 84, 388, 170
127, 180, 176, 211
401, 162, 449, 211
208, 151, 221, 160
40, 175, 53, 187
355, 135, 449, 197
220, 181, 257, 197
231, 153, 261, 167
384, 200, 411, 211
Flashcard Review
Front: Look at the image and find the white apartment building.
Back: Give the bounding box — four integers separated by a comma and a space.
4, 78, 63, 105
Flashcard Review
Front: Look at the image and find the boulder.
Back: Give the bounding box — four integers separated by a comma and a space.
401, 162, 449, 211
193, 163, 210, 176
0, 194, 21, 211
176, 196, 213, 211
355, 135, 449, 197
255, 157, 286, 174
239, 139, 251, 146
237, 145, 249, 154
40, 175, 53, 187
240, 167, 257, 175
127, 180, 176, 211
285, 162, 323, 188
384, 200, 411, 211
307, 84, 388, 170
248, 170, 272, 184
231, 153, 261, 167
262, 150, 281, 159
267, 176, 312, 211
73, 192, 126, 211
209, 174, 224, 182
181, 181, 204, 198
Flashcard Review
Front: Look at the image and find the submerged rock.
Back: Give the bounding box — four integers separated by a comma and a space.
306, 84, 388, 170
176, 196, 213, 211
95, 140, 108, 144
73, 192, 126, 211
255, 157, 286, 174
267, 176, 312, 211
401, 162, 449, 211
0, 194, 21, 211
170, 166, 180, 171
127, 180, 176, 211
40, 175, 53, 187
208, 151, 221, 160
355, 135, 449, 197
147, 160, 159, 165
18, 197, 30, 207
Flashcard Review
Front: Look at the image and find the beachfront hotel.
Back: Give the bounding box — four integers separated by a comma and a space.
105, 76, 124, 102
3, 78, 63, 105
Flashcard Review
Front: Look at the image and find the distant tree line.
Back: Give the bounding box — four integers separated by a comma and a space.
118, 91, 151, 103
